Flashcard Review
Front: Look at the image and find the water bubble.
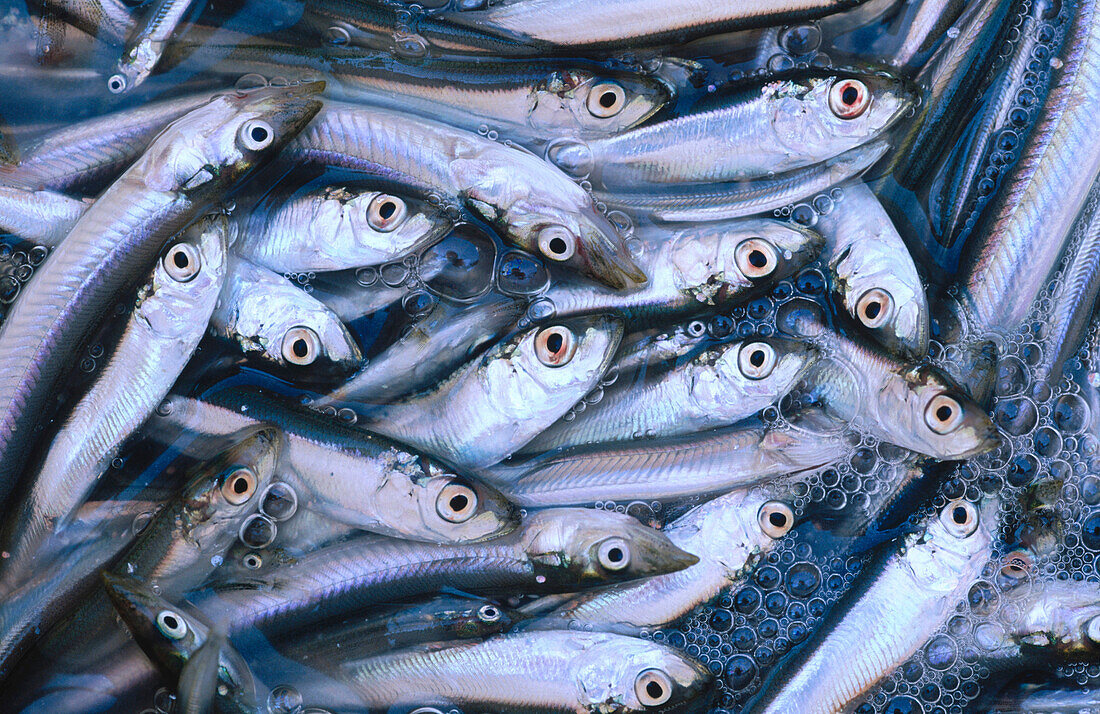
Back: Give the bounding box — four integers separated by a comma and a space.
260, 482, 298, 521
780, 24, 822, 55
1034, 426, 1063, 457
268, 686, 304, 714
1053, 392, 1090, 433
734, 587, 760, 614
785, 562, 822, 597
239, 514, 277, 548
925, 635, 957, 670
755, 565, 781, 590
497, 251, 549, 296
421, 228, 497, 301
994, 396, 1038, 435
995, 355, 1029, 395
724, 654, 756, 689
1082, 511, 1100, 550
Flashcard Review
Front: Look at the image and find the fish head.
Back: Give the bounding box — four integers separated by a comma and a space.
414, 472, 520, 543
522, 508, 698, 586
673, 489, 796, 566
712, 336, 819, 406
338, 189, 453, 256
180, 426, 280, 541
411, 595, 526, 640
722, 219, 825, 286
1012, 580, 1100, 660
571, 633, 713, 713
485, 315, 622, 419
139, 215, 229, 338
101, 571, 204, 676
902, 365, 999, 459
911, 496, 999, 582
531, 67, 670, 137
771, 71, 913, 160
136, 81, 324, 195
479, 152, 646, 288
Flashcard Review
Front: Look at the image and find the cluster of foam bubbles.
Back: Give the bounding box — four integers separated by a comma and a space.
0, 240, 47, 310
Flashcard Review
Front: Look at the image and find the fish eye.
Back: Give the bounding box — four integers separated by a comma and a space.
367, 194, 408, 232
537, 225, 577, 262
686, 320, 707, 338
597, 537, 631, 571
239, 513, 277, 548
282, 326, 321, 366
925, 394, 965, 434
735, 238, 779, 280
238, 119, 275, 151
940, 499, 979, 538
163, 242, 201, 282
437, 482, 479, 523
1086, 616, 1100, 645
535, 326, 578, 367
829, 78, 871, 119
587, 81, 626, 118
242, 553, 263, 570
634, 668, 673, 707
856, 288, 895, 328
477, 604, 502, 623
738, 341, 777, 379
107, 74, 127, 94
758, 501, 795, 539
221, 467, 258, 505
156, 610, 188, 640
259, 482, 298, 522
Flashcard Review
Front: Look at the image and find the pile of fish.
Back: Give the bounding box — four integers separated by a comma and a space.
0, 0, 1099, 711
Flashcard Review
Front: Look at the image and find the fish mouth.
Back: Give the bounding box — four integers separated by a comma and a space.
577, 230, 648, 290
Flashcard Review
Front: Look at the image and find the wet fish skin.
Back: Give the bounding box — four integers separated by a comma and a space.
0, 215, 228, 589
211, 255, 363, 372
34, 0, 135, 45
492, 408, 852, 506
817, 181, 929, 360
439, 0, 868, 52
948, 0, 1100, 340
0, 90, 227, 194
196, 507, 698, 637
340, 630, 712, 713
176, 624, 225, 714
287, 101, 646, 290
0, 185, 88, 246
522, 336, 818, 454
752, 496, 999, 713
610, 320, 710, 377
542, 218, 824, 326
779, 300, 998, 460
165, 40, 672, 146
146, 388, 520, 544
0, 83, 323, 511
358, 314, 623, 469
109, 0, 203, 94
102, 573, 260, 714
525, 489, 789, 635
598, 139, 890, 223
549, 71, 912, 188
321, 293, 526, 407
234, 184, 453, 273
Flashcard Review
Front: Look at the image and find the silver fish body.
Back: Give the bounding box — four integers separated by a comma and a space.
525, 489, 791, 635
493, 409, 851, 506
146, 389, 519, 544
196, 507, 698, 636
549, 72, 911, 188
817, 181, 929, 359
287, 101, 646, 289
523, 336, 817, 454
109, 0, 200, 93
752, 497, 999, 714
358, 315, 623, 469
542, 218, 823, 325
0, 83, 322, 510
0, 185, 88, 247
211, 255, 363, 371
0, 215, 227, 588
234, 184, 453, 273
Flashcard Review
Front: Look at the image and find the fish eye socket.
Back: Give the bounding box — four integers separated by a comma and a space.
856, 288, 895, 328
535, 325, 578, 367
537, 225, 577, 262
156, 610, 188, 640
221, 467, 258, 505
829, 78, 871, 119
925, 394, 965, 434
587, 81, 627, 118
597, 537, 631, 571
758, 501, 795, 539
282, 326, 321, 366
238, 119, 275, 151
735, 238, 779, 279
437, 482, 479, 523
163, 243, 201, 282
367, 194, 408, 232
634, 668, 673, 707
940, 499, 979, 538
477, 604, 502, 623
738, 341, 777, 379
107, 74, 127, 94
